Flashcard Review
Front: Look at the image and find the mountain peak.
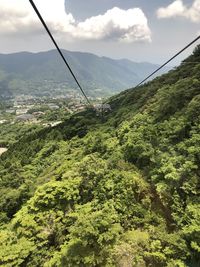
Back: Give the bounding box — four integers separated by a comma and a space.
0, 50, 170, 99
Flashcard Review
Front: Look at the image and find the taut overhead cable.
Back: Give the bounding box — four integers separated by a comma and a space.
29, 0, 91, 106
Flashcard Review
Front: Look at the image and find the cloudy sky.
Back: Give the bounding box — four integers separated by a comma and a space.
0, 0, 200, 64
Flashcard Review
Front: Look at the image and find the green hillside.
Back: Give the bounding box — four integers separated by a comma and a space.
0, 46, 200, 266
0, 50, 169, 98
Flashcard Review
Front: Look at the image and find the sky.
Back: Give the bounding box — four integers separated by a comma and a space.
0, 0, 200, 64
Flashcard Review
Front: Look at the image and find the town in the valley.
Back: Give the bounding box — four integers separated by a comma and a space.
0, 93, 104, 126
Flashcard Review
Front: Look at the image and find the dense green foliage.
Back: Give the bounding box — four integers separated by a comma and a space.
0, 123, 43, 146
0, 47, 200, 266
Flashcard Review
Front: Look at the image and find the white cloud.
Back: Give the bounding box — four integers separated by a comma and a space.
187, 0, 200, 22
0, 0, 151, 43
0, 0, 75, 35
74, 7, 151, 42
157, 0, 200, 23
0, 0, 35, 34
157, 0, 186, 18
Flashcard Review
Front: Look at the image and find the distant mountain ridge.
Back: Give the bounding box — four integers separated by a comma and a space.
0, 49, 170, 98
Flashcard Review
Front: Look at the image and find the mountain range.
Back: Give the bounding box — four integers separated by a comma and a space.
0, 49, 170, 98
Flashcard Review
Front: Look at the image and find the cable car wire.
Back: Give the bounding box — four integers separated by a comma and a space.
29, 0, 91, 106
135, 35, 200, 87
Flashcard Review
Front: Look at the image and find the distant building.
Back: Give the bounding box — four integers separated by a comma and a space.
5, 109, 15, 114
16, 114, 35, 122
32, 111, 45, 117
74, 104, 86, 112
48, 104, 59, 110
76, 106, 85, 112
16, 109, 29, 115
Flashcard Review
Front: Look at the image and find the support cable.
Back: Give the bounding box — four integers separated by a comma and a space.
136, 35, 200, 87
29, 0, 91, 106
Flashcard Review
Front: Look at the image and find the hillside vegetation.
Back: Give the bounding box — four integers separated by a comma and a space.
0, 46, 200, 266
0, 50, 169, 98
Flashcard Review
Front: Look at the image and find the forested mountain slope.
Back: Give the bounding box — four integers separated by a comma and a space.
0, 46, 200, 266
0, 50, 169, 98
